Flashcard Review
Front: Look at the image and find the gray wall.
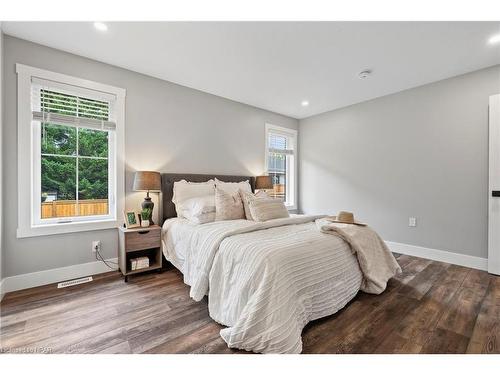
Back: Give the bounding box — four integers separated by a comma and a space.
300, 65, 500, 259
2, 35, 298, 277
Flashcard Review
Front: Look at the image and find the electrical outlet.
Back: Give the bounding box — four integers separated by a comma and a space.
409, 217, 417, 227
92, 240, 101, 253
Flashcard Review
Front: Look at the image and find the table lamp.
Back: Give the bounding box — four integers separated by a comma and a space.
255, 175, 273, 191
133, 171, 161, 224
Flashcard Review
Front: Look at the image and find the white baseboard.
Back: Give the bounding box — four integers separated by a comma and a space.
1, 257, 118, 297
386, 241, 488, 271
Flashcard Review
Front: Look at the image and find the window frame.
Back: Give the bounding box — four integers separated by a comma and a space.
265, 123, 298, 210
16, 64, 126, 238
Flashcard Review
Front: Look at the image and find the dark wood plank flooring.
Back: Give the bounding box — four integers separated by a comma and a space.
1, 254, 499, 354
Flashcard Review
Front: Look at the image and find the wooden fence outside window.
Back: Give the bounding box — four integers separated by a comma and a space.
41, 199, 108, 218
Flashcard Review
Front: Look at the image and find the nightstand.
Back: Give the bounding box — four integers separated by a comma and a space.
118, 225, 162, 282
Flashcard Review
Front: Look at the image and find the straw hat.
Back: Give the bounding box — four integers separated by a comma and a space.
325, 211, 366, 226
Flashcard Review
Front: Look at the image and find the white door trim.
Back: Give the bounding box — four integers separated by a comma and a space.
488, 94, 500, 275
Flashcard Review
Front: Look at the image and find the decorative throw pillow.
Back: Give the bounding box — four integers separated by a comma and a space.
249, 199, 289, 222
215, 187, 245, 221
239, 189, 271, 220
214, 178, 252, 195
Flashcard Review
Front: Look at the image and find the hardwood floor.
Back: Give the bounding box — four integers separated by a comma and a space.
1, 254, 499, 354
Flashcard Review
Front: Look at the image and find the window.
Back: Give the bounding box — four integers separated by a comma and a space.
17, 64, 125, 237
265, 124, 297, 209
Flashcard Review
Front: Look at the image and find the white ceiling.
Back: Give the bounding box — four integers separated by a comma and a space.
3, 22, 500, 119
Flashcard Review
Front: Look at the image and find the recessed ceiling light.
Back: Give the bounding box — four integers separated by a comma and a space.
488, 33, 500, 45
358, 70, 372, 79
301, 100, 309, 107
93, 22, 108, 32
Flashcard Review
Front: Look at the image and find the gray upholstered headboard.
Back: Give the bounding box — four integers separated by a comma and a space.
161, 173, 255, 223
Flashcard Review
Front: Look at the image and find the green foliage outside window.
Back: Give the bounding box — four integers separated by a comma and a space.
78, 158, 108, 200
41, 154, 76, 200
41, 124, 109, 202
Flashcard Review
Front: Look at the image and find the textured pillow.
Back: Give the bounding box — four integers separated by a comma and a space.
177, 195, 215, 220
239, 189, 271, 220
214, 178, 252, 195
172, 180, 215, 216
249, 199, 289, 222
215, 187, 245, 221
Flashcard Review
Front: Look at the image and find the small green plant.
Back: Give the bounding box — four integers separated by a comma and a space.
141, 207, 152, 221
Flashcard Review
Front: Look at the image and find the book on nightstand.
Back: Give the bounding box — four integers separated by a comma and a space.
130, 256, 150, 271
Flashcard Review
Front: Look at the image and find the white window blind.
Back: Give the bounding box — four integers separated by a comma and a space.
268, 132, 294, 155
31, 78, 116, 131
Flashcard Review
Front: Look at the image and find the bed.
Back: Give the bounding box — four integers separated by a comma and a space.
160, 173, 366, 353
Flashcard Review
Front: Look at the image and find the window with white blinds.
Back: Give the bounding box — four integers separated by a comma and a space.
16, 64, 125, 237
31, 79, 117, 225
265, 124, 297, 209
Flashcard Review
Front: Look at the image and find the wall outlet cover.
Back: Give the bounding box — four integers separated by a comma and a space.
92, 240, 101, 253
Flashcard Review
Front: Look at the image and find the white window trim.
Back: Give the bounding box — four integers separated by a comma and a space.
265, 123, 298, 210
16, 64, 126, 238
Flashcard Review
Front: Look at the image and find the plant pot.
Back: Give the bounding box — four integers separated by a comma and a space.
141, 220, 150, 228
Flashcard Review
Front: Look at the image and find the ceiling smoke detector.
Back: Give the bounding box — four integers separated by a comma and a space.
358, 70, 372, 79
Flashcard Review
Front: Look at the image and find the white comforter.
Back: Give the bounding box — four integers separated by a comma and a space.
162, 215, 363, 353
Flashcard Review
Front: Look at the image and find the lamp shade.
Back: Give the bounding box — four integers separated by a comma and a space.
133, 171, 161, 192
255, 175, 273, 190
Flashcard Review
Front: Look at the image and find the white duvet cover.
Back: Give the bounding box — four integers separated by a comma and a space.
162, 215, 363, 353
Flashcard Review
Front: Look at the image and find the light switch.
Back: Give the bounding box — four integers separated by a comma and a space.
409, 217, 417, 227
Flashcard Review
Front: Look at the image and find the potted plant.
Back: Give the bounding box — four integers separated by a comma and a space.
140, 207, 152, 227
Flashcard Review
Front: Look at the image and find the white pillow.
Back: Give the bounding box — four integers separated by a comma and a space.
177, 195, 215, 218
214, 178, 252, 195
184, 211, 216, 225
173, 180, 215, 216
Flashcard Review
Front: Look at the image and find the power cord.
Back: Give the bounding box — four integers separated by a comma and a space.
94, 244, 119, 271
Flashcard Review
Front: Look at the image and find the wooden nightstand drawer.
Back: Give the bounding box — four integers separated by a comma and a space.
125, 228, 160, 252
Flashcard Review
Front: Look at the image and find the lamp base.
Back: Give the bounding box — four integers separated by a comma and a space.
141, 197, 155, 225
